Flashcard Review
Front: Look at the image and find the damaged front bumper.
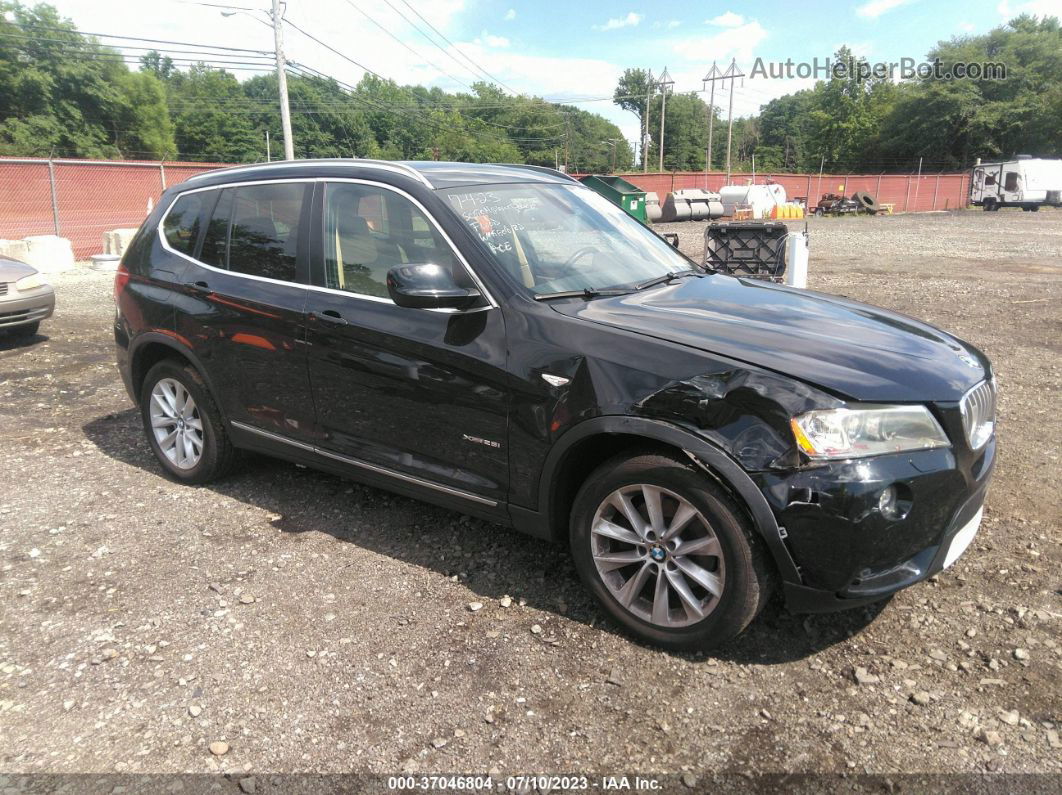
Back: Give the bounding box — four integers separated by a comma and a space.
754, 439, 995, 613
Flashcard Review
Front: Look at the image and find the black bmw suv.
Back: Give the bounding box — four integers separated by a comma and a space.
114, 160, 996, 649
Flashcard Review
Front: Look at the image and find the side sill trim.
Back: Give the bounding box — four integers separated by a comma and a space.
230, 421, 497, 507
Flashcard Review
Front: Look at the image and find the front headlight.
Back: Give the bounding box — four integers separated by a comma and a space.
15, 273, 46, 291
790, 405, 950, 460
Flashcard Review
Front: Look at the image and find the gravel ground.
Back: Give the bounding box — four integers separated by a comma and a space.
0, 209, 1060, 785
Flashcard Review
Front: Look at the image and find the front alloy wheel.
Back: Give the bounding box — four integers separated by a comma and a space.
591, 484, 726, 628
570, 452, 772, 650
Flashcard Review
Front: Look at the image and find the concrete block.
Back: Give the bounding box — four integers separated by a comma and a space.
0, 239, 31, 263
103, 228, 140, 256
22, 235, 75, 273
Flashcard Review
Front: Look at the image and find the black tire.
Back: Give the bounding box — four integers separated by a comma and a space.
569, 451, 773, 650
983, 199, 995, 212
1031, 205, 1040, 212
853, 191, 879, 212
9, 321, 40, 337
140, 359, 237, 484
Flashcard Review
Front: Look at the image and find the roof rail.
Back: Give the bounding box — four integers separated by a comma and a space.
185, 158, 432, 187
499, 163, 580, 183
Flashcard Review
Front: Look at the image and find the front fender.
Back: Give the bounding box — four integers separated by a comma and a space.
536, 415, 802, 584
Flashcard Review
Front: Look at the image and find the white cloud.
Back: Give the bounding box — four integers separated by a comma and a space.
856, 0, 912, 19
958, 20, 975, 31
593, 12, 643, 31
998, 0, 1062, 18
706, 11, 745, 27
504, 8, 516, 21
479, 30, 510, 48
670, 20, 769, 64
652, 19, 682, 29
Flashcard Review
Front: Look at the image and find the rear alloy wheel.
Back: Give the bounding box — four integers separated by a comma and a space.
570, 452, 772, 650
149, 377, 205, 470
140, 360, 237, 484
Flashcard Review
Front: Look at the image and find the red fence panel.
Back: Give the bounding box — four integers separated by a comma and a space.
0, 160, 55, 241
1, 158, 973, 260
0, 157, 224, 258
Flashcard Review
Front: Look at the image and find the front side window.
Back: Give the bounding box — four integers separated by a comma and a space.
162, 192, 205, 255
323, 183, 457, 298
199, 182, 307, 282
439, 184, 692, 296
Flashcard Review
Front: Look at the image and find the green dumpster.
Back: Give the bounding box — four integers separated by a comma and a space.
578, 175, 648, 223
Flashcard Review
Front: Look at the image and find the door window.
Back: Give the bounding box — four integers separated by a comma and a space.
162, 192, 206, 255
322, 183, 457, 298
199, 182, 308, 282
1004, 172, 1019, 192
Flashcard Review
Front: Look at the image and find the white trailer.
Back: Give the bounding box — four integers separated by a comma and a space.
970, 156, 1062, 211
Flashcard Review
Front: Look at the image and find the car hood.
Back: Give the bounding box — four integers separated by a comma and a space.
0, 256, 36, 282
550, 274, 989, 402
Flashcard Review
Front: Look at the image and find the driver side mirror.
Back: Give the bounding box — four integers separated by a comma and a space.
386, 263, 481, 310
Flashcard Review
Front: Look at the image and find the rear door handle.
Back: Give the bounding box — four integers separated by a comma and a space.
311, 310, 348, 326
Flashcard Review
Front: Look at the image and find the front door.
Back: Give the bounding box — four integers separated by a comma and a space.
172, 180, 316, 442
304, 180, 509, 505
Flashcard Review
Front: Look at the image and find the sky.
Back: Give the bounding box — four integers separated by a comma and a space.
41, 0, 1062, 153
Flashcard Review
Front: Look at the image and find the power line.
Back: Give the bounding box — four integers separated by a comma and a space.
337, 0, 476, 92
18, 22, 274, 54
391, 0, 519, 94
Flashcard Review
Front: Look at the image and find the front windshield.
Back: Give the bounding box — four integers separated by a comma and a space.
438, 183, 695, 296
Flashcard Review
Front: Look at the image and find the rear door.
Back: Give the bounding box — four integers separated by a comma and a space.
303, 179, 510, 506
171, 180, 317, 442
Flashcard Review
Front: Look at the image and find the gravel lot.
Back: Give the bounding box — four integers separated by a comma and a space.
1, 209, 1060, 785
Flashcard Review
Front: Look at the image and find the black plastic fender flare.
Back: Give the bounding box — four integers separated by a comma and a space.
538, 416, 802, 584
127, 331, 227, 422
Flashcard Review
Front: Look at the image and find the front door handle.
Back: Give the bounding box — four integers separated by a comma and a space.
184, 280, 209, 291
311, 310, 349, 326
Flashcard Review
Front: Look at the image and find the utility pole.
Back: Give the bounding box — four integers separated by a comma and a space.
265, 129, 271, 162
913, 155, 923, 209
271, 0, 294, 160
721, 59, 744, 187
657, 67, 674, 173
643, 69, 653, 173
702, 62, 722, 181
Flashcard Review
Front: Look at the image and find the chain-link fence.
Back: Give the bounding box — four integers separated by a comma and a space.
0, 158, 223, 259
0, 157, 972, 260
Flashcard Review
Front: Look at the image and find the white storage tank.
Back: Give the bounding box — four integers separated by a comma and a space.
720, 184, 787, 218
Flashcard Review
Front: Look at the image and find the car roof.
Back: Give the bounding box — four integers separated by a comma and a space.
183, 159, 578, 190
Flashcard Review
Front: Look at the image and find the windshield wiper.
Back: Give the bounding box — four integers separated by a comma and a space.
635, 269, 703, 291
533, 287, 632, 301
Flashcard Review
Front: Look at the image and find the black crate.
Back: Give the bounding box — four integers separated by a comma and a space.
703, 221, 788, 280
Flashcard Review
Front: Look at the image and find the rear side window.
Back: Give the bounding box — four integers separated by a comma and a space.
199, 182, 308, 282
162, 193, 205, 255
